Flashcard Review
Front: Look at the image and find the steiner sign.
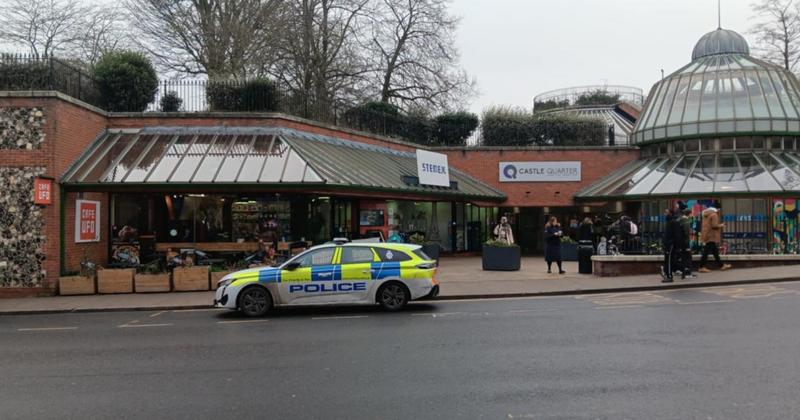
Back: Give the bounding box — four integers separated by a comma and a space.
75, 200, 101, 243
499, 161, 581, 182
416, 149, 451, 187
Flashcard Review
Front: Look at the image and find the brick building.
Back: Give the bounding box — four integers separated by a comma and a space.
0, 92, 639, 296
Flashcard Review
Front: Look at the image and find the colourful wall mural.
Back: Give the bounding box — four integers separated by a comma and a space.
773, 199, 799, 254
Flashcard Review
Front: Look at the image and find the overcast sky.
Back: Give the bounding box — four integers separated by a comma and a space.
451, 0, 755, 113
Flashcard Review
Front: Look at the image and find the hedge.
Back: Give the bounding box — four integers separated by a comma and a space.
206, 78, 280, 112
481, 106, 606, 146
92, 51, 158, 112
434, 111, 479, 146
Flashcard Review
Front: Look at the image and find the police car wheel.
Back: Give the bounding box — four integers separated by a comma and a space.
238, 286, 272, 317
377, 282, 409, 311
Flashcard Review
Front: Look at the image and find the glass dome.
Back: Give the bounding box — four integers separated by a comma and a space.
632, 29, 800, 145
576, 148, 800, 199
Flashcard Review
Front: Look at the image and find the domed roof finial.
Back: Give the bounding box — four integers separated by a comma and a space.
718, 0, 722, 29
692, 28, 749, 60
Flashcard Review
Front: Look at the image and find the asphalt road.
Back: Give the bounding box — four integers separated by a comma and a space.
2, 282, 800, 420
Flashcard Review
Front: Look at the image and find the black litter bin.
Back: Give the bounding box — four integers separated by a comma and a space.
578, 240, 594, 274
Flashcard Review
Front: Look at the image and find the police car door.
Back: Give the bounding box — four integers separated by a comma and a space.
279, 247, 338, 305
338, 246, 375, 302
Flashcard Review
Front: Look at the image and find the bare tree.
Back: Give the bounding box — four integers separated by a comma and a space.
75, 6, 133, 65
271, 0, 372, 118
126, 0, 287, 79
749, 0, 800, 72
367, 0, 474, 111
0, 0, 91, 57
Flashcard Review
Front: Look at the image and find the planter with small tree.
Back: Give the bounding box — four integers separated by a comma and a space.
561, 236, 579, 261
59, 256, 98, 295
482, 239, 521, 271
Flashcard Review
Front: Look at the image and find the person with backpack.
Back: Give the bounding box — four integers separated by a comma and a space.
617, 215, 638, 253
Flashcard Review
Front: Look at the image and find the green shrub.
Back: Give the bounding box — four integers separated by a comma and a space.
481, 106, 606, 146
343, 101, 402, 134
484, 239, 520, 247
480, 106, 536, 146
92, 51, 158, 112
531, 114, 606, 146
401, 111, 435, 145
575, 89, 620, 106
159, 91, 182, 112
534, 98, 570, 113
0, 58, 50, 90
206, 78, 280, 112
433, 111, 479, 146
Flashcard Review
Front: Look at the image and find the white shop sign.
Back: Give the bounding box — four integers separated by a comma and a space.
499, 161, 581, 182
416, 149, 451, 187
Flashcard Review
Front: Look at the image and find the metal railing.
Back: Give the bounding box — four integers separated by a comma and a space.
0, 53, 101, 107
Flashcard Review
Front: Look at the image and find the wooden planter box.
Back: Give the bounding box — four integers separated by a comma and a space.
97, 268, 135, 294
210, 271, 234, 291
173, 266, 210, 291
59, 275, 96, 295
135, 273, 171, 293
482, 245, 521, 271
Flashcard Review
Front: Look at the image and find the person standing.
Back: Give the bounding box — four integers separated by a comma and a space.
661, 208, 681, 283
544, 217, 565, 274
578, 217, 594, 243
699, 202, 732, 272
677, 205, 695, 279
493, 216, 515, 245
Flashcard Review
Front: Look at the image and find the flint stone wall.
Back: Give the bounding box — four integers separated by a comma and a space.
0, 167, 46, 287
0, 107, 46, 150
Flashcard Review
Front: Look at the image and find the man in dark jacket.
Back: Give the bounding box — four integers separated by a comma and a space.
677, 203, 695, 279
661, 208, 684, 283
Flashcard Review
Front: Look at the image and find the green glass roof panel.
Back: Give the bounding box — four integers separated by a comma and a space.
682, 154, 716, 193
740, 153, 781, 191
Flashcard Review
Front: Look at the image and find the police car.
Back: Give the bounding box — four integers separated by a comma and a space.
214, 242, 439, 316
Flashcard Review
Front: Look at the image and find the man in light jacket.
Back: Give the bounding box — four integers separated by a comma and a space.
699, 202, 732, 272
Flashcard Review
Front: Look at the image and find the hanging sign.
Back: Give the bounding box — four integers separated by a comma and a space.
75, 200, 101, 243
499, 161, 582, 182
416, 149, 451, 187
33, 178, 53, 205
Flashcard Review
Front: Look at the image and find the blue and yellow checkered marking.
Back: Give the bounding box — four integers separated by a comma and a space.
234, 246, 434, 286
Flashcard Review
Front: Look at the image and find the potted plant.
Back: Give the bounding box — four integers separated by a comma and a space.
482, 239, 521, 271
409, 233, 440, 261
135, 260, 171, 293
173, 265, 210, 291
561, 236, 579, 261
97, 266, 135, 294
59, 256, 98, 295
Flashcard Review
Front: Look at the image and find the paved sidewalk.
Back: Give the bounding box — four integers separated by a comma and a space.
1, 257, 799, 315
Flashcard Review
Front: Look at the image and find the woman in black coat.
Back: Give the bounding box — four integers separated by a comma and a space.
544, 216, 566, 274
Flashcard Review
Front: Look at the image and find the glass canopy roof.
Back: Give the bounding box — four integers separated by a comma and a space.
62, 127, 506, 201
576, 151, 800, 199
633, 29, 800, 144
